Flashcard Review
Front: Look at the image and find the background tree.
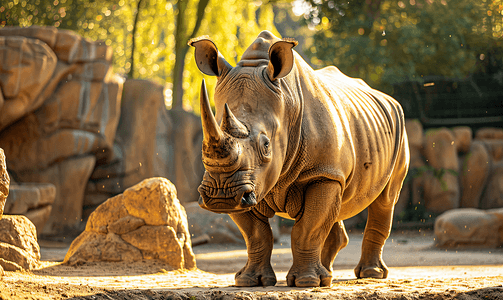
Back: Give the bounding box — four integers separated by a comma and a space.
299, 0, 503, 94
1, 0, 290, 112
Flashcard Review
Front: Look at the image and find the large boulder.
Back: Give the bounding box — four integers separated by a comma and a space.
84, 79, 166, 212
0, 215, 40, 270
83, 81, 205, 220
185, 202, 281, 244
452, 126, 472, 154
0, 149, 9, 218
459, 141, 491, 208
64, 178, 196, 270
479, 162, 503, 209
434, 208, 503, 248
422, 128, 460, 213
480, 139, 503, 163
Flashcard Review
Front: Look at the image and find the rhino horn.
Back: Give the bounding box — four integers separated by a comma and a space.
221, 103, 248, 138
200, 79, 224, 144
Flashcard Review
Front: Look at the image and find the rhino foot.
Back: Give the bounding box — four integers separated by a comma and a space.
235, 264, 277, 287
354, 260, 388, 279
286, 264, 332, 287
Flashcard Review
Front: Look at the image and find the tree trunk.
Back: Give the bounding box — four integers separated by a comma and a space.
128, 0, 144, 79
171, 0, 211, 110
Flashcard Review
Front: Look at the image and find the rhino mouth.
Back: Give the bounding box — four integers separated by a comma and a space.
198, 184, 257, 213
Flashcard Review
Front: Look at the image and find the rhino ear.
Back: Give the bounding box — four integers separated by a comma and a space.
189, 37, 232, 77
267, 39, 298, 81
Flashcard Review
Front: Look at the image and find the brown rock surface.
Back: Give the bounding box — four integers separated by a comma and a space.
422, 128, 460, 213
479, 162, 503, 209
16, 155, 96, 235
452, 126, 472, 153
0, 215, 40, 270
480, 139, 503, 162
475, 127, 503, 140
0, 26, 123, 236
85, 79, 164, 209
405, 119, 423, 149
459, 141, 491, 208
65, 178, 196, 270
3, 183, 56, 233
434, 208, 503, 248
0, 148, 9, 218
185, 202, 244, 244
0, 36, 57, 131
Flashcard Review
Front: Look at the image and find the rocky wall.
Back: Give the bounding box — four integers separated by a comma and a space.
0, 26, 204, 237
399, 120, 503, 216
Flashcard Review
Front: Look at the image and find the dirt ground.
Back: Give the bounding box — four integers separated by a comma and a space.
1, 229, 502, 299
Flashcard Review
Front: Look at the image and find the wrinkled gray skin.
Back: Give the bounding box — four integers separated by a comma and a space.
189, 31, 410, 287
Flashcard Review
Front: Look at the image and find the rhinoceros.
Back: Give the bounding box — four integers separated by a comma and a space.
189, 31, 409, 287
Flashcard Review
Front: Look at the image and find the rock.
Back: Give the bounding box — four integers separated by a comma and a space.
3, 183, 56, 234
459, 142, 491, 208
165, 109, 204, 204
0, 36, 57, 131
422, 171, 459, 214
479, 162, 503, 209
24, 206, 53, 235
0, 26, 58, 48
0, 75, 123, 172
422, 128, 460, 213
65, 178, 196, 270
15, 155, 96, 235
423, 128, 458, 171
0, 149, 9, 218
452, 126, 472, 153
185, 202, 282, 244
475, 127, 503, 140
185, 202, 244, 244
0, 26, 122, 236
85, 79, 167, 210
480, 139, 503, 162
434, 208, 503, 248
405, 119, 423, 149
63, 231, 142, 265
4, 183, 55, 214
88, 79, 165, 193
0, 215, 40, 270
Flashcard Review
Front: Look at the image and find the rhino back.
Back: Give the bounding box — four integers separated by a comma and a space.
283, 58, 406, 220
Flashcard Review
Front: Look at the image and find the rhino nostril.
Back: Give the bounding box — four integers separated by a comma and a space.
241, 192, 257, 207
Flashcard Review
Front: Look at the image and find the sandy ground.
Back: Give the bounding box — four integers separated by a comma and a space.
1, 229, 502, 299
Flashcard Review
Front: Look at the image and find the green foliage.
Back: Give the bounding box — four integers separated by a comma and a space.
0, 0, 289, 112
301, 0, 503, 94
406, 165, 458, 191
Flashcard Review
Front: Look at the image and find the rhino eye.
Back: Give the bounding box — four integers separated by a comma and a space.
260, 135, 272, 162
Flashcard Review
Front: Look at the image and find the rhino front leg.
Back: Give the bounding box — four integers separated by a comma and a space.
230, 210, 276, 286
287, 181, 342, 287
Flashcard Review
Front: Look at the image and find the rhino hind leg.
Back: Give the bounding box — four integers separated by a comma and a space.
229, 210, 277, 286
355, 143, 409, 279
321, 220, 349, 273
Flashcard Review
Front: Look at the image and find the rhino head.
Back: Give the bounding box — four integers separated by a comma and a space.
190, 31, 298, 213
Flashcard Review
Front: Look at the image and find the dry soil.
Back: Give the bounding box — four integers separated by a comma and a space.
1, 229, 502, 299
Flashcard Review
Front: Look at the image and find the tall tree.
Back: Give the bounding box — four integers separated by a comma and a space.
300, 0, 501, 93
171, 0, 210, 110
1, 0, 288, 111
